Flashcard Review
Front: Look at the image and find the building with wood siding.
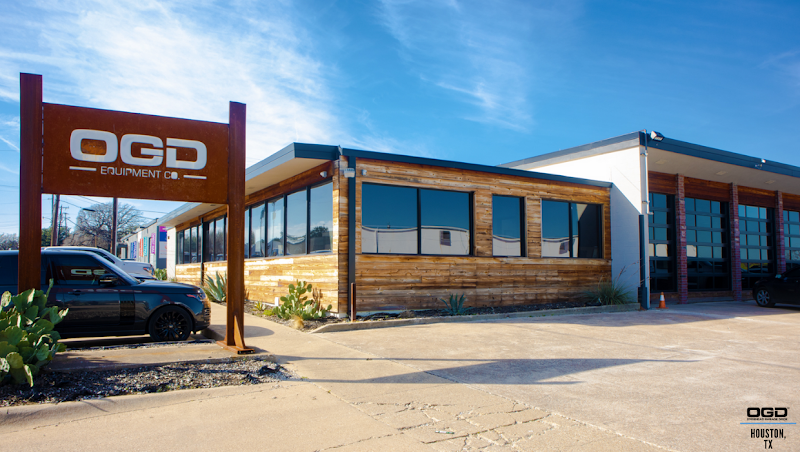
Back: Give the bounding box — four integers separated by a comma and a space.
159, 143, 613, 314
503, 131, 800, 307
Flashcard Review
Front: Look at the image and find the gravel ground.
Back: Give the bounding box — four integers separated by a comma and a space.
235, 299, 604, 332
0, 358, 297, 408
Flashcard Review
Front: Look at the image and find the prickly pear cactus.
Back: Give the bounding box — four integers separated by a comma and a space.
0, 281, 68, 386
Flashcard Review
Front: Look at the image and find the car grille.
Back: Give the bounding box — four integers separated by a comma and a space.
203, 307, 211, 320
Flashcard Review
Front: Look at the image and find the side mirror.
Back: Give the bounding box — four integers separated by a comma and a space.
99, 275, 120, 285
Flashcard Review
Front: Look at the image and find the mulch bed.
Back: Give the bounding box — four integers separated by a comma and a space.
0, 357, 296, 407
226, 299, 604, 332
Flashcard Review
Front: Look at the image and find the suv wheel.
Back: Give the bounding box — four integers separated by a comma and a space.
149, 306, 192, 341
755, 288, 775, 308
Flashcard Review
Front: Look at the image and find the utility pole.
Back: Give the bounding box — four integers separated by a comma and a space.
50, 194, 60, 246
111, 197, 118, 255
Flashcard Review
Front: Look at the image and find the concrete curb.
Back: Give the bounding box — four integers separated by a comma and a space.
309, 303, 641, 333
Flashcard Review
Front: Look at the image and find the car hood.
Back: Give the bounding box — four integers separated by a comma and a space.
135, 280, 202, 292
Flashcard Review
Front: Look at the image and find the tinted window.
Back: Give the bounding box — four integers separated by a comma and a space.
244, 208, 250, 259
267, 198, 284, 256
362, 184, 418, 254
420, 189, 470, 255
542, 201, 570, 257
309, 182, 333, 253
574, 204, 601, 258
286, 190, 308, 255
250, 203, 265, 258
214, 217, 225, 261
50, 254, 109, 286
542, 200, 602, 258
493, 195, 522, 257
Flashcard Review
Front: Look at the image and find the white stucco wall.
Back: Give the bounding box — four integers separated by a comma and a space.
523, 146, 645, 293
166, 227, 176, 278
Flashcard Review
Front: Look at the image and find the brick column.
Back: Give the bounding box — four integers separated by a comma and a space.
777, 191, 786, 274
730, 183, 742, 301
676, 175, 688, 304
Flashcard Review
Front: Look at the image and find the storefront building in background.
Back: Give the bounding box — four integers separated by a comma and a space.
119, 220, 167, 270
503, 131, 800, 305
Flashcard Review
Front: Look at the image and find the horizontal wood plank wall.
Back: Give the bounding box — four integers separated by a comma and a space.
175, 263, 202, 286
738, 186, 776, 207
684, 177, 729, 202
648, 172, 677, 194
176, 255, 340, 312
784, 193, 800, 212
352, 158, 611, 311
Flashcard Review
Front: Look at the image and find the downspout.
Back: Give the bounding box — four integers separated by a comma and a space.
639, 131, 651, 309
199, 218, 205, 287
342, 148, 357, 316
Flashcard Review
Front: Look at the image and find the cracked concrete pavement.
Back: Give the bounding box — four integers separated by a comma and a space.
4, 300, 796, 451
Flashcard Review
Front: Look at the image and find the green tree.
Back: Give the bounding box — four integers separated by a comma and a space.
41, 226, 70, 246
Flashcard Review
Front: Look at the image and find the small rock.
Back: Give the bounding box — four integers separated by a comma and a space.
398, 310, 416, 319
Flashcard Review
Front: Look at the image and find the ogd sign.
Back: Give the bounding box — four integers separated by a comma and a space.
20, 73, 250, 353
43, 103, 229, 204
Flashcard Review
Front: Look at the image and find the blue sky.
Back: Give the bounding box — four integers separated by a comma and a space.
0, 0, 798, 234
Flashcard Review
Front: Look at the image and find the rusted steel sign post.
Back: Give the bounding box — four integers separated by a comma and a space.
18, 73, 251, 354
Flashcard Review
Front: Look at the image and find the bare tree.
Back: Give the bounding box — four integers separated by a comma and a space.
0, 232, 19, 250
68, 202, 145, 251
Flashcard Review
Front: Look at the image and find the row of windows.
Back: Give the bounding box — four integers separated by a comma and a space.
179, 183, 604, 262
176, 182, 334, 264
648, 193, 800, 292
361, 184, 602, 258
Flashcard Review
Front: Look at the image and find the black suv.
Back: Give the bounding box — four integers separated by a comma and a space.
0, 250, 210, 341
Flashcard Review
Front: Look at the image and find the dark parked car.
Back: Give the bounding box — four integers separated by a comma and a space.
0, 250, 209, 341
753, 267, 800, 307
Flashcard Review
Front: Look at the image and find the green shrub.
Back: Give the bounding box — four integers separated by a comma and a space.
203, 272, 227, 303
584, 271, 634, 305
153, 268, 168, 280
255, 301, 274, 316
439, 293, 468, 316
274, 281, 331, 320
1, 281, 68, 386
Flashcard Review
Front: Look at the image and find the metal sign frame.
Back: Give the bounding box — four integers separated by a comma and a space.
19, 73, 251, 354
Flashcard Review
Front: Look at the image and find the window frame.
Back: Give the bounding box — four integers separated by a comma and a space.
540, 199, 603, 259
360, 182, 474, 256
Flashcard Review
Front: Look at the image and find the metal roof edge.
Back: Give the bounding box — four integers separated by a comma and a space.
341, 148, 612, 188
648, 138, 800, 178
500, 132, 643, 169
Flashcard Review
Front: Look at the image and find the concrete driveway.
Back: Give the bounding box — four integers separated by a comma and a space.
318, 301, 800, 452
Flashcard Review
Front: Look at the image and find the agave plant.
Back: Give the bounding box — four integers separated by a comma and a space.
1, 281, 68, 386
152, 268, 168, 281
439, 293, 468, 316
203, 272, 227, 303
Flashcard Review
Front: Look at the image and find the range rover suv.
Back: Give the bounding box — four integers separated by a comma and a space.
0, 250, 209, 341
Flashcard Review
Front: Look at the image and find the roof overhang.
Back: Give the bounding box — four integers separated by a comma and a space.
647, 138, 800, 194
159, 143, 339, 228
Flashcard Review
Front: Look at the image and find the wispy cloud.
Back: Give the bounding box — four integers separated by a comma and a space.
761, 50, 800, 92
377, 0, 579, 132
0, 0, 344, 165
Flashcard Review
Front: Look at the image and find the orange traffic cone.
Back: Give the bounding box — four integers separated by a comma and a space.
658, 292, 667, 309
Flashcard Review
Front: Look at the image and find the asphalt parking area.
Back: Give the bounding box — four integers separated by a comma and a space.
319, 301, 800, 452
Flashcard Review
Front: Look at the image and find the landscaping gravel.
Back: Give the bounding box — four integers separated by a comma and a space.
0, 358, 297, 408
